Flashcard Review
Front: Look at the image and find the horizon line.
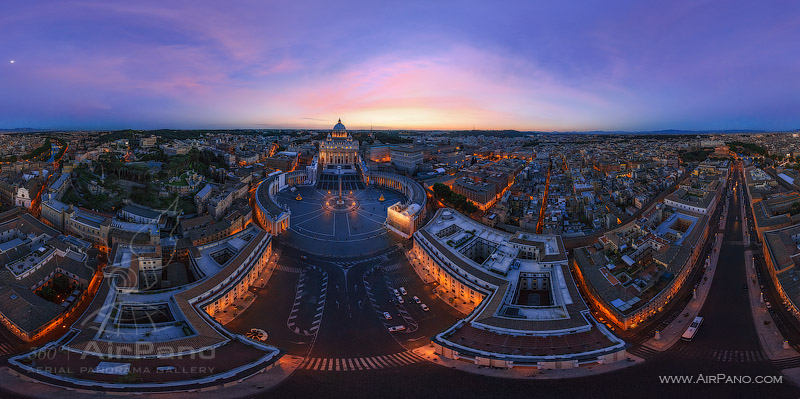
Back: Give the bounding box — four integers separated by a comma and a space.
1, 126, 799, 134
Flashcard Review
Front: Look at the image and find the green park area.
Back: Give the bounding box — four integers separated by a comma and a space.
432, 183, 479, 214
61, 149, 224, 215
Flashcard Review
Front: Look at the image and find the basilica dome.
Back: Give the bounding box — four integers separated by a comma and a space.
333, 118, 346, 131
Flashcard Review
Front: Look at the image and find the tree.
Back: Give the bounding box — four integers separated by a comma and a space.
39, 286, 56, 301
53, 275, 71, 293
433, 183, 451, 201
432, 183, 479, 214
464, 202, 478, 214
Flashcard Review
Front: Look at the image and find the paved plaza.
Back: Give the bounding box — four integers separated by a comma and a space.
275, 186, 406, 256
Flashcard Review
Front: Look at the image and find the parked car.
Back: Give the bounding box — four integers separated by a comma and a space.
396, 296, 404, 304
388, 325, 406, 332
399, 287, 407, 295
420, 304, 429, 311
393, 289, 400, 296
383, 312, 392, 320
413, 296, 421, 304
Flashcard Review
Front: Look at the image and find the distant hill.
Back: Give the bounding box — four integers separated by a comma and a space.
523, 129, 780, 135
0, 128, 50, 133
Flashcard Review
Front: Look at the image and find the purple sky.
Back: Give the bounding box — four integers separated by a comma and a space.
2, 0, 799, 131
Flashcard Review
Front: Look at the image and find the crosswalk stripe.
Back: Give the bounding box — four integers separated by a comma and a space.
381, 355, 397, 366
397, 351, 418, 363
393, 353, 412, 365
383, 355, 401, 367
396, 354, 411, 365
361, 358, 372, 369
392, 354, 414, 364
373, 356, 389, 367
402, 352, 418, 363
302, 352, 425, 372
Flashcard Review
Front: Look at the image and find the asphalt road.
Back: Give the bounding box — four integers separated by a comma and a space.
262, 162, 800, 398
6, 164, 800, 398
743, 166, 800, 350
228, 240, 461, 361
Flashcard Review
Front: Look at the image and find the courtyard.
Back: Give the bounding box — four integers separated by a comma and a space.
274, 185, 406, 257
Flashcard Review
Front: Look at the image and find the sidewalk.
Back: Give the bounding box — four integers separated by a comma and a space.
644, 232, 723, 351
0, 355, 303, 399
403, 249, 471, 316
739, 187, 797, 359
744, 249, 798, 360
215, 247, 282, 326
215, 292, 259, 325
411, 345, 643, 380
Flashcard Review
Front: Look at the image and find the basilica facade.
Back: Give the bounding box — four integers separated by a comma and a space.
318, 119, 359, 166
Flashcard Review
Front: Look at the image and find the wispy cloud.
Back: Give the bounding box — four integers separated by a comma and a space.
1, 0, 799, 130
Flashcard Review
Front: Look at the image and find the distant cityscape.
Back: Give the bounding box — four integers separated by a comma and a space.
0, 122, 795, 398
3, 0, 800, 397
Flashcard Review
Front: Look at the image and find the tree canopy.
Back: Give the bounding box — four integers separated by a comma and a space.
433, 183, 479, 214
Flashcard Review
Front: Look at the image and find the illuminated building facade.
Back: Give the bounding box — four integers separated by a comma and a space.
411, 208, 626, 369
318, 119, 359, 167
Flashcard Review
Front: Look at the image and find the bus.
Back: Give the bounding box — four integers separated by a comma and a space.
681, 316, 704, 341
